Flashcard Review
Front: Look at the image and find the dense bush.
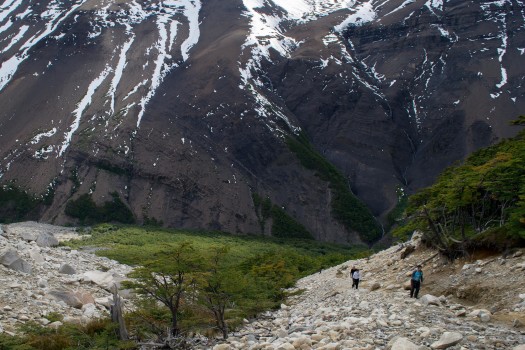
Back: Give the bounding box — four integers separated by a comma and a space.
0, 185, 42, 223
65, 192, 134, 225
394, 117, 525, 257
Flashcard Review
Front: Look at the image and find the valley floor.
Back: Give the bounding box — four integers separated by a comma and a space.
210, 235, 525, 350
1, 222, 524, 349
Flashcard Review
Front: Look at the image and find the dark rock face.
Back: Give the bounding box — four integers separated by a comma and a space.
0, 0, 523, 244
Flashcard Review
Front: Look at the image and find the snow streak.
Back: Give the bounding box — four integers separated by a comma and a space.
59, 67, 111, 156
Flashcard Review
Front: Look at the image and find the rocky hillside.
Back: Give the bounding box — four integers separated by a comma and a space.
0, 0, 524, 244
0, 222, 132, 335
1, 222, 524, 349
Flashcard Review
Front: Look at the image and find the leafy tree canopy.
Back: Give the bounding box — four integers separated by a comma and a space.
394, 119, 525, 257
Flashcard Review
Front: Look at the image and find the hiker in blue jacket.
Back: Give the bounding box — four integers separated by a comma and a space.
410, 265, 424, 298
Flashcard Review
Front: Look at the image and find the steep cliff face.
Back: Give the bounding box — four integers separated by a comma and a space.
0, 0, 523, 244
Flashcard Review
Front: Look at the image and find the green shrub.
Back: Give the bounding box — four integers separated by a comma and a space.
270, 205, 312, 239
252, 194, 313, 239
396, 121, 525, 256
45, 312, 63, 323
64, 194, 98, 223
65, 192, 134, 225
0, 185, 42, 223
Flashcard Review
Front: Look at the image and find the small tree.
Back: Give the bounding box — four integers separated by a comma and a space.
199, 246, 246, 339
127, 241, 198, 336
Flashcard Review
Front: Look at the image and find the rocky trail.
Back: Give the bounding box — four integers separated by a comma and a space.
211, 234, 525, 350
0, 222, 524, 349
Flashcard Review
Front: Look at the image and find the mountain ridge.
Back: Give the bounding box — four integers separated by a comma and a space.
0, 0, 524, 244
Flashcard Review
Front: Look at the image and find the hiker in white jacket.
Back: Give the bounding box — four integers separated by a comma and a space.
352, 269, 361, 289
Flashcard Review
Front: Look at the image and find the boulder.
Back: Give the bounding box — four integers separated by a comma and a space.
391, 337, 420, 350
0, 247, 32, 274
20, 232, 38, 242
430, 332, 463, 349
404, 280, 412, 290
95, 296, 112, 308
29, 249, 45, 265
81, 303, 100, 318
83, 270, 123, 290
8, 258, 32, 274
211, 345, 231, 350
74, 291, 95, 305
359, 301, 370, 310
47, 290, 83, 309
421, 295, 441, 306
274, 328, 287, 338
37, 278, 48, 288
292, 336, 312, 348
0, 247, 21, 266
479, 312, 491, 322
370, 282, 381, 291
455, 309, 466, 317
59, 263, 76, 275
35, 233, 59, 247
400, 245, 415, 259
513, 345, 525, 350
467, 309, 491, 318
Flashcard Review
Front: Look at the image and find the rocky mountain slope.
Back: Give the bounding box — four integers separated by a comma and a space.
0, 0, 524, 244
1, 222, 524, 349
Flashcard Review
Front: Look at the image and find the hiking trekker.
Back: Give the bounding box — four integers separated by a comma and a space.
352, 269, 360, 289
410, 265, 424, 298
350, 266, 357, 280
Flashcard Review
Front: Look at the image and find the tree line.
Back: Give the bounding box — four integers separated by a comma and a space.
393, 116, 525, 257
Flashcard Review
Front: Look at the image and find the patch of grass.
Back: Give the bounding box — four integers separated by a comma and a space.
66, 224, 364, 267
44, 312, 63, 323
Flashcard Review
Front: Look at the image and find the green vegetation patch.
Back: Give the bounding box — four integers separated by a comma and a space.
0, 318, 135, 350
65, 192, 135, 225
394, 117, 525, 257
252, 193, 313, 239
385, 186, 409, 232
65, 224, 368, 338
286, 133, 382, 243
0, 185, 43, 223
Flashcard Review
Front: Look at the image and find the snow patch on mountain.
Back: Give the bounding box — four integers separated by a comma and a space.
59, 67, 111, 157
334, 1, 376, 32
